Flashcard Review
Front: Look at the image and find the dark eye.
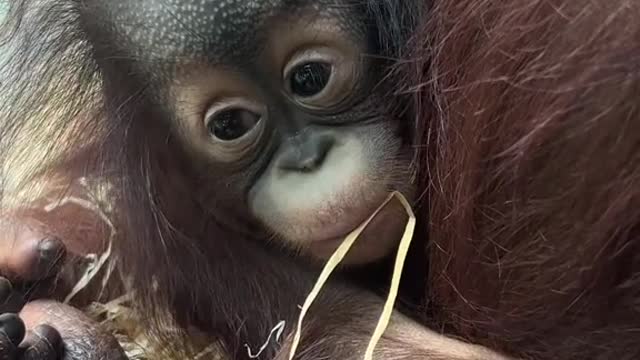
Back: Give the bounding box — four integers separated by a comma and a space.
289, 62, 332, 97
207, 108, 261, 141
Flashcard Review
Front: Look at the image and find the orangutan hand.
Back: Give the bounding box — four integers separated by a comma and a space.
0, 216, 70, 310
0, 281, 128, 360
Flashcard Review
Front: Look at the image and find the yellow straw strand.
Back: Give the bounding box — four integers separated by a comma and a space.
364, 192, 416, 360
288, 191, 416, 360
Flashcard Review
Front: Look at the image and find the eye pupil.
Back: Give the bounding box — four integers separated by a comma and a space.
290, 62, 331, 97
208, 109, 260, 141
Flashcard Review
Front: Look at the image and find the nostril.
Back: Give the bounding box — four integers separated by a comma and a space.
279, 134, 335, 173
299, 137, 333, 171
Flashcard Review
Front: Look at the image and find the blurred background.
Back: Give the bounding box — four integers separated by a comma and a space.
0, 1, 6, 63
0, 2, 5, 26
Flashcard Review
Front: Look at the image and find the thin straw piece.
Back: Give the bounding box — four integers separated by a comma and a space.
288, 191, 416, 360
364, 192, 415, 360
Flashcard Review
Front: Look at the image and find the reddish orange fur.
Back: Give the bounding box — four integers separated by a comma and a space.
410, 0, 640, 358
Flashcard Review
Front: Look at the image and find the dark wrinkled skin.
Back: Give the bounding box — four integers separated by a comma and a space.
0, 230, 126, 360
0, 299, 127, 360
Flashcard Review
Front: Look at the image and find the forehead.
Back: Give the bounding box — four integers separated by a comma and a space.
93, 0, 360, 63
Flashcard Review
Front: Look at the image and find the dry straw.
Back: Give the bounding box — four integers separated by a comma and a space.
288, 191, 416, 360
60, 184, 414, 359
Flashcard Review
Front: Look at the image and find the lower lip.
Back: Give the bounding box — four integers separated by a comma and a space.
307, 236, 347, 257
305, 220, 360, 244
305, 193, 398, 246
307, 207, 385, 245
308, 224, 368, 250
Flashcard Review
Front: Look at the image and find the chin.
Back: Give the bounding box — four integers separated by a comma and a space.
303, 188, 414, 266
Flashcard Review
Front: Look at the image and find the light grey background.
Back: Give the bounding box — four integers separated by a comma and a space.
0, 1, 7, 63
0, 2, 6, 28
1, 1, 8, 85
0, 0, 10, 68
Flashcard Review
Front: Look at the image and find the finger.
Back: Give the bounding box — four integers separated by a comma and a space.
0, 279, 23, 315
0, 314, 25, 348
0, 218, 67, 282
20, 325, 62, 360
33, 237, 67, 281
0, 279, 11, 305
0, 332, 17, 360
22, 301, 129, 360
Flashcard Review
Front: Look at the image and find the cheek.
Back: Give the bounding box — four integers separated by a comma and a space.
189, 161, 259, 230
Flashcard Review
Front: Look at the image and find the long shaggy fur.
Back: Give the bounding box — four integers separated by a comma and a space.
411, 0, 640, 358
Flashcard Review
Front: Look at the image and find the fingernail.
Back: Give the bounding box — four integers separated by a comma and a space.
0, 313, 26, 346
0, 278, 11, 304
38, 237, 66, 262
36, 237, 66, 277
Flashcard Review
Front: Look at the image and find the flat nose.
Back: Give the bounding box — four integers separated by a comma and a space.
278, 133, 335, 173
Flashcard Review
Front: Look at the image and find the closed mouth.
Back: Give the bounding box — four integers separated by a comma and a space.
305, 205, 376, 244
